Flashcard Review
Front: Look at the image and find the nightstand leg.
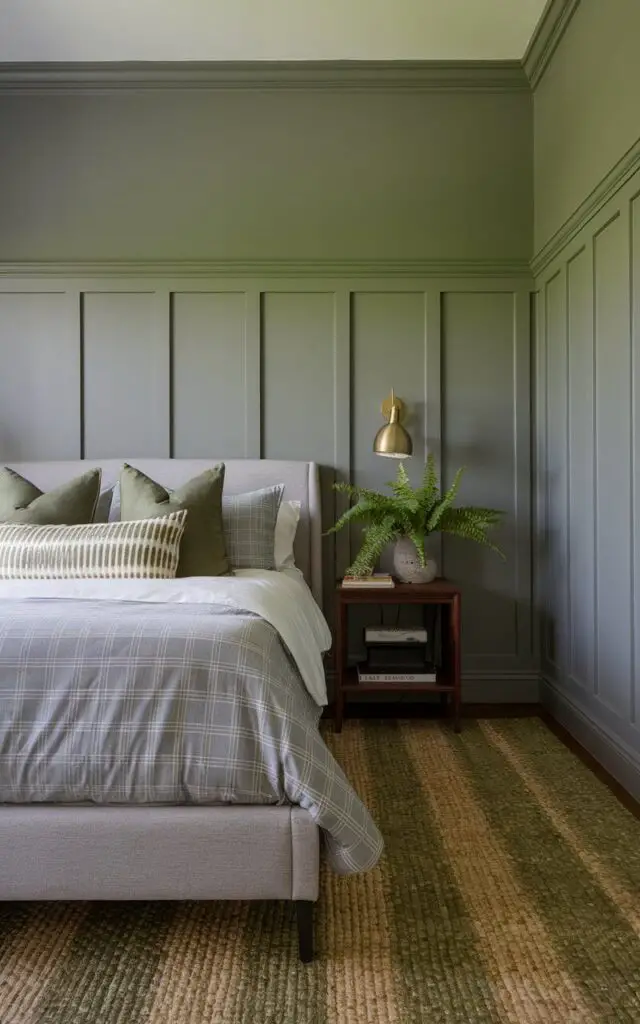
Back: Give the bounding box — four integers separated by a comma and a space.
335, 688, 344, 733
335, 599, 347, 733
450, 594, 462, 733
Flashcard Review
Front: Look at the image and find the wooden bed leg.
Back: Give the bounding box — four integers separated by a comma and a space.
295, 900, 314, 963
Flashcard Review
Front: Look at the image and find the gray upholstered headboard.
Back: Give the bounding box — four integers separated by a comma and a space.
6, 459, 323, 606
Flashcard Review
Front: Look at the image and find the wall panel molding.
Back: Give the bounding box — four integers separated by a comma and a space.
537, 160, 640, 774
0, 59, 530, 94
0, 270, 534, 694
0, 259, 533, 281
532, 135, 640, 277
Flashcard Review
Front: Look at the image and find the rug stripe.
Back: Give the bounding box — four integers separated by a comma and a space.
231, 899, 326, 1024
488, 718, 640, 897
138, 901, 253, 1024
481, 722, 640, 939
362, 720, 500, 1024
0, 905, 86, 1024
403, 722, 596, 1023
324, 722, 400, 1024
34, 902, 177, 1024
456, 721, 640, 1020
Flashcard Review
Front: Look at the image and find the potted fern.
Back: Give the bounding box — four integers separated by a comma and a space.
329, 455, 504, 582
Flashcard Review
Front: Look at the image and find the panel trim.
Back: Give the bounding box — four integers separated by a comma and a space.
541, 675, 640, 801
522, 0, 582, 90
243, 291, 262, 458
333, 291, 352, 576
425, 286, 443, 567
532, 288, 544, 672
632, 195, 640, 726
0, 59, 530, 94
0, 259, 533, 280
532, 135, 640, 277
513, 289, 533, 659
462, 671, 540, 704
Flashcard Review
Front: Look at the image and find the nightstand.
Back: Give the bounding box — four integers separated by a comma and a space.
335, 580, 461, 733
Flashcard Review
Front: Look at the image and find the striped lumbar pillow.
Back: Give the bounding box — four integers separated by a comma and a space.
0, 510, 187, 580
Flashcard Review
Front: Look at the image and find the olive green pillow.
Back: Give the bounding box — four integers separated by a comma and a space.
0, 467, 102, 525
119, 463, 229, 577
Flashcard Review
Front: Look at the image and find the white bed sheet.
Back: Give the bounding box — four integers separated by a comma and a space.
0, 570, 332, 706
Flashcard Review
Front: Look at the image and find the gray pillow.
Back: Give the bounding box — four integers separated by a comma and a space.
94, 485, 115, 523
222, 485, 284, 570
0, 467, 102, 525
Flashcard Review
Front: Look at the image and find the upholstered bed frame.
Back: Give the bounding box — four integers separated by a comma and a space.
0, 459, 324, 962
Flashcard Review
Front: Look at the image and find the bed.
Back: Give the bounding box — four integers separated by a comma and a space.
0, 458, 383, 962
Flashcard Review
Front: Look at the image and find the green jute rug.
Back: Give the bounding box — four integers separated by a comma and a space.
1, 719, 640, 1023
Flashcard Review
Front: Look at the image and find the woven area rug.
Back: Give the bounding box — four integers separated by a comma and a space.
2, 718, 640, 1023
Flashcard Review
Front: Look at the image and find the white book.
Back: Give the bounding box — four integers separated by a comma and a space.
364, 627, 428, 644
357, 668, 437, 684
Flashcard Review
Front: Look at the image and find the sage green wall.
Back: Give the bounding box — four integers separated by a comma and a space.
0, 81, 536, 701
534, 0, 640, 794
0, 89, 532, 262
534, 0, 640, 254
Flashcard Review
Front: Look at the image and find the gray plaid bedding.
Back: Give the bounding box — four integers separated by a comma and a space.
0, 599, 383, 874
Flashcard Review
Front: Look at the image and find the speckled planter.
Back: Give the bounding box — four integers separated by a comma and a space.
392, 537, 437, 584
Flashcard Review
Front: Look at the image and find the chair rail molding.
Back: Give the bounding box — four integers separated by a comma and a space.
0, 259, 534, 281
532, 136, 640, 277
0, 59, 530, 94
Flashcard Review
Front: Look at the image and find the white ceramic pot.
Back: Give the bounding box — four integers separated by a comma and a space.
392, 537, 437, 584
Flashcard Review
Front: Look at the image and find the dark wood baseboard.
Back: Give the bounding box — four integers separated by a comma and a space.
322, 701, 539, 720
539, 709, 640, 822
322, 700, 640, 822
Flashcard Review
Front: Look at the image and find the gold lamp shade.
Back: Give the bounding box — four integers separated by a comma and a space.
373, 390, 413, 459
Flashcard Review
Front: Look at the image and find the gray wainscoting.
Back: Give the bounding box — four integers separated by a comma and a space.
535, 164, 640, 794
0, 273, 535, 700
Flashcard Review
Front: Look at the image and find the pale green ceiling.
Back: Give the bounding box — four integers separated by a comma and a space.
0, 0, 548, 62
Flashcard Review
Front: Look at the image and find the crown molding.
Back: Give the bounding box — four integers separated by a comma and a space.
523, 0, 581, 89
532, 135, 640, 278
0, 258, 532, 280
0, 59, 530, 94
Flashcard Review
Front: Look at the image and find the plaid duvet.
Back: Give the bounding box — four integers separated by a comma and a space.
0, 599, 383, 874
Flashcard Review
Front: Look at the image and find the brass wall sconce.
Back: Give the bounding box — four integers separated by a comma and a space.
373, 389, 413, 459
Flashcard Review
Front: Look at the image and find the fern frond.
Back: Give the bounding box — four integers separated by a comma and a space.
426, 466, 464, 531
331, 460, 505, 572
389, 462, 414, 501
325, 501, 375, 535
406, 530, 427, 568
416, 453, 439, 516
347, 515, 399, 576
439, 506, 505, 558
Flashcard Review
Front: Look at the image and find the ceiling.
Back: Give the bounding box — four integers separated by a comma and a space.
0, 0, 548, 63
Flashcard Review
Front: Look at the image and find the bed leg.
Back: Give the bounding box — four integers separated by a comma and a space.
295, 900, 314, 963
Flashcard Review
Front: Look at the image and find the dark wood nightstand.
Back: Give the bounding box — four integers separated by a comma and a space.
334, 580, 461, 733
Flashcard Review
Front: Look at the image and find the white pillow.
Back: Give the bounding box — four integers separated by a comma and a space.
274, 500, 300, 569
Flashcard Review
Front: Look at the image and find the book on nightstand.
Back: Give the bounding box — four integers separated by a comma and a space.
356, 666, 438, 684
364, 626, 428, 644
341, 574, 395, 589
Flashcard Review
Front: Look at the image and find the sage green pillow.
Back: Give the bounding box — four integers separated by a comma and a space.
119, 463, 229, 577
0, 467, 102, 525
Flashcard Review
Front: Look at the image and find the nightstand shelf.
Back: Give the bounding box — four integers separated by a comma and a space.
341, 667, 453, 694
335, 580, 461, 732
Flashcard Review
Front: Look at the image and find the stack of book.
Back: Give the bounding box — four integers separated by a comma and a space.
341, 574, 395, 589
357, 625, 436, 683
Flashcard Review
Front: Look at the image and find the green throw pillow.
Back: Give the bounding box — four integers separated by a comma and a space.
0, 467, 102, 525
119, 463, 229, 577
